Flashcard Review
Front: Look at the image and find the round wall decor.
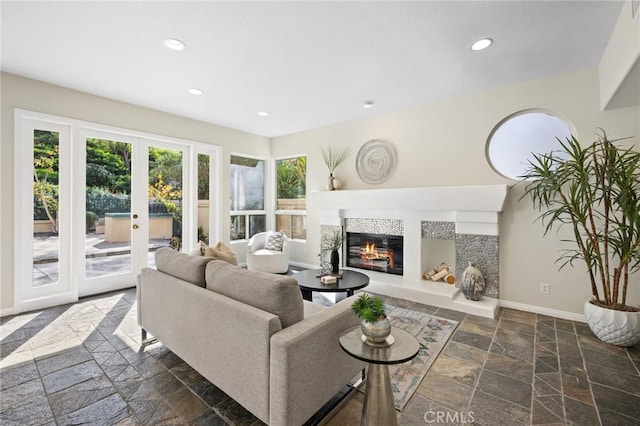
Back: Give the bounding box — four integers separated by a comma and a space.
355, 139, 397, 184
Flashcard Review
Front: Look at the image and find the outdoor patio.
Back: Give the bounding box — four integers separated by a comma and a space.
32, 233, 169, 287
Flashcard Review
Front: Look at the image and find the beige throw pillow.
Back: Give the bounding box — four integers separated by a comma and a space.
189, 240, 207, 256
203, 241, 238, 265
155, 247, 212, 287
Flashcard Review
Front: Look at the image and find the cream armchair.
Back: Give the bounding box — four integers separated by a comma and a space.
246, 231, 289, 273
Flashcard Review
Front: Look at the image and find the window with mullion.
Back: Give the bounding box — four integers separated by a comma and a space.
275, 156, 306, 240
230, 155, 266, 241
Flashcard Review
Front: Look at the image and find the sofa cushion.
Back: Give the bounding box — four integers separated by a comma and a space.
203, 241, 238, 265
264, 231, 285, 251
205, 261, 303, 328
155, 247, 212, 287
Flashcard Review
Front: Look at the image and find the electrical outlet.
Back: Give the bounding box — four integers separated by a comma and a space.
540, 283, 550, 295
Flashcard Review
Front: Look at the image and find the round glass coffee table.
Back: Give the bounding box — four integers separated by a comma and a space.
339, 326, 420, 426
293, 269, 369, 301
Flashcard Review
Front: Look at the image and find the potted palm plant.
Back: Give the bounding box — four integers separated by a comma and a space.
520, 129, 640, 346
321, 146, 350, 190
351, 292, 391, 345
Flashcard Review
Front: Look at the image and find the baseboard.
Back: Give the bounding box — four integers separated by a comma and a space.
289, 261, 317, 270
3, 293, 78, 318
500, 300, 585, 323
0, 306, 17, 317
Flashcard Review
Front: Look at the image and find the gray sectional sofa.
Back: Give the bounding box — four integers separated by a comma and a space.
137, 247, 364, 426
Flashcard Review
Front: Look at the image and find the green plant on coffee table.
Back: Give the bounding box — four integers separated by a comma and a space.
351, 293, 387, 323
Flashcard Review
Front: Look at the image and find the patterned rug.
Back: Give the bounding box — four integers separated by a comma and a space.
360, 304, 459, 411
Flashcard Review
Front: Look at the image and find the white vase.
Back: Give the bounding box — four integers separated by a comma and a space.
584, 300, 640, 347
332, 177, 341, 190
327, 174, 335, 191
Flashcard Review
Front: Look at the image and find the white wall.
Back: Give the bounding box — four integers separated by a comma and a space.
599, 0, 640, 109
272, 67, 640, 315
0, 73, 270, 312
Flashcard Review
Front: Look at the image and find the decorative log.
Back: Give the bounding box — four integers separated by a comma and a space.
423, 268, 437, 280
444, 274, 456, 285
431, 269, 449, 281
435, 263, 450, 272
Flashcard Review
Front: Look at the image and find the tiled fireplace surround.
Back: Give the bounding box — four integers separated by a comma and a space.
311, 185, 509, 318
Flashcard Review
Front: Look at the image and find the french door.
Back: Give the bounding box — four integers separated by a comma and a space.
74, 129, 192, 296
14, 110, 219, 312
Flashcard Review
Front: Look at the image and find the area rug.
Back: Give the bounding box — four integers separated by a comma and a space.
360, 304, 459, 411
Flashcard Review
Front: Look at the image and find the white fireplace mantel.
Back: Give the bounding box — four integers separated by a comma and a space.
309, 185, 510, 318
310, 184, 509, 213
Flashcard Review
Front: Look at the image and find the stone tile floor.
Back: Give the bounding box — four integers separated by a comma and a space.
324, 299, 640, 426
1, 287, 639, 425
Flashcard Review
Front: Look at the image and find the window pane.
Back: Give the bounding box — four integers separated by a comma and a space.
249, 215, 266, 238
276, 214, 306, 240
149, 147, 183, 252
198, 154, 210, 201
33, 130, 60, 287
230, 155, 264, 210
85, 138, 132, 279
487, 111, 573, 180
276, 156, 306, 210
197, 154, 210, 244
230, 215, 246, 241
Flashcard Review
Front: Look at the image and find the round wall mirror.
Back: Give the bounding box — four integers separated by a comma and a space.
486, 110, 574, 180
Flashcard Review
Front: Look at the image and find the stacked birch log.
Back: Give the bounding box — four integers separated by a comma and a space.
422, 263, 456, 285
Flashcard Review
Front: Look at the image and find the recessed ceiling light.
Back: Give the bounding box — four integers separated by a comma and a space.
188, 88, 203, 95
362, 100, 375, 108
164, 38, 186, 51
471, 38, 493, 51
257, 111, 269, 117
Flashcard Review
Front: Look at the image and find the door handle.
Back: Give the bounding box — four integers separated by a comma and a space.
132, 224, 139, 230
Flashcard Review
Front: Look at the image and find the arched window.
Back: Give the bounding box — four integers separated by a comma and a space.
486, 110, 574, 180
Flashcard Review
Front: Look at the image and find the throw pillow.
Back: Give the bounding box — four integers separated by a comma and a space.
203, 241, 238, 265
189, 240, 207, 256
205, 261, 303, 328
155, 247, 212, 287
264, 231, 285, 251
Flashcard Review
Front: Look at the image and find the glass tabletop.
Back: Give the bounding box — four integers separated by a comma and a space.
339, 325, 420, 365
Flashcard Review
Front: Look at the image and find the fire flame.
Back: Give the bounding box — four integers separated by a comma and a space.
360, 242, 394, 268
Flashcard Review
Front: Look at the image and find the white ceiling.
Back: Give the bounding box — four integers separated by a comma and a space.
1, 1, 625, 138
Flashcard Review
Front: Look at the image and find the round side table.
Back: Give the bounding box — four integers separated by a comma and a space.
339, 326, 420, 426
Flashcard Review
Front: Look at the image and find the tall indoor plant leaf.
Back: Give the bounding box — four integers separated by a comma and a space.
520, 130, 639, 312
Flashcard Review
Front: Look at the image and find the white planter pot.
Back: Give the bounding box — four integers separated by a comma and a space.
584, 300, 640, 347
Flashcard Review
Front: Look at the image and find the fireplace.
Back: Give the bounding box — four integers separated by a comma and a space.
346, 232, 403, 275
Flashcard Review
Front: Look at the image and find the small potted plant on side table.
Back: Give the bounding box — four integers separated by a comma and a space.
351, 293, 392, 346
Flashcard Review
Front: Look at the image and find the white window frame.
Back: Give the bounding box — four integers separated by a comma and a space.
14, 108, 222, 313
229, 153, 268, 242
273, 154, 307, 241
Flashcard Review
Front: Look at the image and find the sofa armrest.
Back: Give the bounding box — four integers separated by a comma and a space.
269, 295, 365, 426
139, 267, 281, 423
247, 232, 267, 253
